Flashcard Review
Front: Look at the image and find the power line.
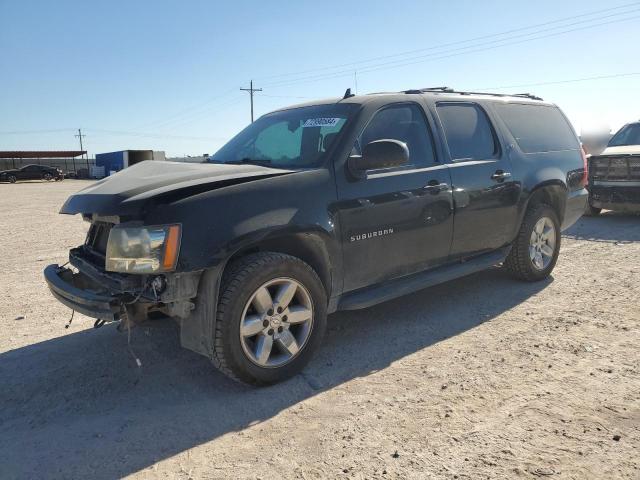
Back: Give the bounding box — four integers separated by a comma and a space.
256, 93, 313, 99
152, 96, 245, 131
0, 128, 75, 135
240, 80, 262, 122
121, 94, 244, 132
42, 2, 637, 135
359, 13, 640, 75
352, 13, 640, 77
6, 71, 640, 144
477, 72, 640, 91
132, 87, 238, 131
256, 1, 640, 84
263, 9, 640, 88
262, 10, 640, 89
85, 128, 227, 141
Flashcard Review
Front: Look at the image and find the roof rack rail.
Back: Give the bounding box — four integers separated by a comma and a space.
403, 86, 454, 94
512, 92, 544, 101
402, 87, 544, 101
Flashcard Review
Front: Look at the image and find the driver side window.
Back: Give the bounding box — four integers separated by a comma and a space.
356, 103, 436, 169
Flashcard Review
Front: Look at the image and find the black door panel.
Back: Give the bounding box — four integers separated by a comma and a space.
336, 167, 453, 292
434, 102, 520, 258
334, 102, 453, 293
448, 160, 520, 257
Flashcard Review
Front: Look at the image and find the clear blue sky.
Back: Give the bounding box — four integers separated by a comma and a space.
1, 0, 639, 156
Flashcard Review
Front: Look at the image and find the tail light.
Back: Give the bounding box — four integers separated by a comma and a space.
580, 145, 589, 187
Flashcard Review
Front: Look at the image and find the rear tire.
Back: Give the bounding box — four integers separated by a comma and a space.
504, 204, 561, 282
212, 252, 327, 386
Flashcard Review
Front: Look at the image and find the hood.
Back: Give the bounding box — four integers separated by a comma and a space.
60, 160, 295, 216
600, 145, 640, 156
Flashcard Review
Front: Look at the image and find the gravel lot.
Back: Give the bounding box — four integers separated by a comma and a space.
0, 180, 638, 480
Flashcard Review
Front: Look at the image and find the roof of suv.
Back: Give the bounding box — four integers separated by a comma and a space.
273, 88, 554, 112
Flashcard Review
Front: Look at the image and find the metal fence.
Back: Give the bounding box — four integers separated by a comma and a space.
0, 157, 96, 174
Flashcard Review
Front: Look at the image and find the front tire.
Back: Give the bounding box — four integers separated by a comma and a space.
212, 252, 327, 385
8, 175, 17, 184
504, 204, 561, 282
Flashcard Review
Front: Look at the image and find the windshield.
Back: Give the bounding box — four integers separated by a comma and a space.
210, 104, 356, 168
608, 123, 640, 147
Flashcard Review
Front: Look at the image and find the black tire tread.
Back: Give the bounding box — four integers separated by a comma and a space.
212, 252, 322, 385
504, 203, 559, 282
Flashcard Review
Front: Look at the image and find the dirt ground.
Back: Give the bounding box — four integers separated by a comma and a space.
0, 180, 638, 480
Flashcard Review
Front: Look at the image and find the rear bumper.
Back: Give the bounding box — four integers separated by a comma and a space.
561, 188, 588, 230
590, 184, 640, 212
44, 264, 121, 320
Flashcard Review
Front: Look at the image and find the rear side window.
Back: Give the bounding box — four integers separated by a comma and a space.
494, 103, 579, 153
436, 103, 498, 161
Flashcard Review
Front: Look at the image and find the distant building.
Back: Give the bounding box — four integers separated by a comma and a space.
95, 150, 166, 175
0, 150, 88, 174
168, 154, 210, 163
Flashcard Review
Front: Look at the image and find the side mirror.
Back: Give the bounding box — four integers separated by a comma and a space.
349, 139, 409, 175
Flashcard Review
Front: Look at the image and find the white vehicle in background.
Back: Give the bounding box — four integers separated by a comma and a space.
585, 121, 640, 215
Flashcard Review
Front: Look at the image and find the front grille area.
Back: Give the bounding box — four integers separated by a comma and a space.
590, 155, 640, 182
85, 222, 113, 255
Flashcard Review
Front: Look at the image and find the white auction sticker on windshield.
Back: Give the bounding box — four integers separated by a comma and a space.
303, 118, 341, 128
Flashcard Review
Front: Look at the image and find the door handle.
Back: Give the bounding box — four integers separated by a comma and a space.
491, 170, 512, 181
424, 180, 449, 193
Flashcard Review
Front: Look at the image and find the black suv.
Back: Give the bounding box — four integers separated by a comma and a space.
45, 88, 587, 385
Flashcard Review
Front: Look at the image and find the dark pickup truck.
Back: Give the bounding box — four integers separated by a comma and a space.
44, 88, 587, 385
585, 121, 640, 215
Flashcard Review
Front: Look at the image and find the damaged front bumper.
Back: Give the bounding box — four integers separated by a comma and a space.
44, 247, 202, 322
44, 248, 149, 321
44, 264, 123, 320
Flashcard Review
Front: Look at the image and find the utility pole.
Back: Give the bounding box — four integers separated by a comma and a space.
75, 128, 89, 171
240, 80, 262, 123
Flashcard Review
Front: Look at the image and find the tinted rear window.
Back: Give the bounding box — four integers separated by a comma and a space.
494, 103, 579, 153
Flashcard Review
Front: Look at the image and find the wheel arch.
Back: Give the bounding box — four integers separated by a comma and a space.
523, 180, 567, 223
509, 181, 566, 243
223, 230, 335, 299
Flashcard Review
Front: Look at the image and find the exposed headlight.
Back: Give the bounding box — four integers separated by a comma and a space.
105, 224, 181, 274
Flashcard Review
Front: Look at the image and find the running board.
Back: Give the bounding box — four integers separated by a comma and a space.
336, 247, 510, 311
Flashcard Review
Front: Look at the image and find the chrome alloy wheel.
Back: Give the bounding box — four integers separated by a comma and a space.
239, 277, 314, 368
529, 217, 556, 270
